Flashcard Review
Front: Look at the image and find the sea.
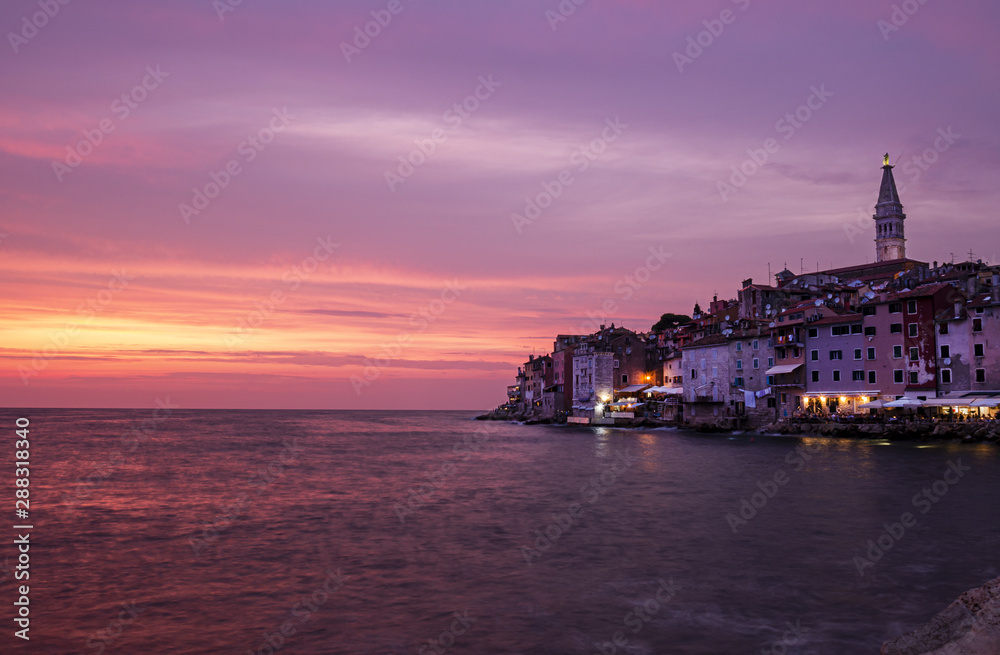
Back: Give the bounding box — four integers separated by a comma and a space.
2, 408, 999, 654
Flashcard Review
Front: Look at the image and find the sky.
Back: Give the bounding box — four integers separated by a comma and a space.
1, 0, 998, 410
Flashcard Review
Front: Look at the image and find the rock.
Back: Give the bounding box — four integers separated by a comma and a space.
881, 576, 1000, 654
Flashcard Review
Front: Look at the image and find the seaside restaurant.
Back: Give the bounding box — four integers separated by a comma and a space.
802, 391, 878, 416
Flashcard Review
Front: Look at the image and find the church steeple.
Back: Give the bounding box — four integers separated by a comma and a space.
874, 153, 906, 262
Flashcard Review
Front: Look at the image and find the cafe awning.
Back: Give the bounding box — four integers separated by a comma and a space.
765, 363, 802, 375
618, 384, 652, 394
884, 397, 923, 408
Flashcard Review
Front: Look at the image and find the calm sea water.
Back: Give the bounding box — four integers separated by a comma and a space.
2, 409, 999, 654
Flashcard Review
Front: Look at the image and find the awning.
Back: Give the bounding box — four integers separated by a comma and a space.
884, 397, 923, 408
618, 384, 652, 394
858, 400, 884, 409
972, 399, 1000, 408
572, 402, 597, 410
922, 398, 972, 407
610, 401, 644, 408
765, 363, 803, 375
645, 386, 684, 395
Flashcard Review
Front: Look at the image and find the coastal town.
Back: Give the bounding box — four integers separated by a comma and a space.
490, 156, 1000, 433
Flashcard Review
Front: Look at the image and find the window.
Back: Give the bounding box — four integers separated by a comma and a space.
766, 375, 775, 385
736, 359, 743, 370
890, 323, 903, 334
811, 370, 820, 383
711, 367, 718, 378
908, 323, 918, 337
832, 325, 851, 336
852, 370, 864, 381
975, 343, 985, 357
792, 347, 800, 358
768, 357, 775, 368
865, 326, 877, 336
940, 345, 950, 359
940, 369, 952, 384
808, 327, 818, 338
767, 397, 777, 408
833, 370, 841, 382
752, 340, 759, 351
766, 339, 773, 348
893, 345, 902, 359
909, 371, 918, 384
776, 348, 786, 360
752, 358, 760, 369
622, 374, 628, 385
734, 376, 744, 387
894, 370, 904, 384
889, 302, 902, 314
829, 350, 843, 360
691, 369, 697, 379
614, 360, 620, 368
939, 323, 949, 335
854, 348, 862, 360
907, 300, 918, 314
851, 324, 863, 334
736, 342, 742, 351
868, 370, 877, 384
976, 369, 986, 383
862, 306, 877, 316
811, 350, 819, 361
973, 318, 983, 332
712, 348, 718, 360
909, 347, 919, 360
781, 393, 787, 403
867, 347, 876, 360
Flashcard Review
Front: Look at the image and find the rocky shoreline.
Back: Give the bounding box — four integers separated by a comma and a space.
476, 413, 1000, 443
882, 576, 1000, 654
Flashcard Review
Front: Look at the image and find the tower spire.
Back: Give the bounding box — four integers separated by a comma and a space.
873, 154, 906, 262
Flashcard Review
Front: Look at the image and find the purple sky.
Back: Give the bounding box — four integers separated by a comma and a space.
1, 0, 998, 409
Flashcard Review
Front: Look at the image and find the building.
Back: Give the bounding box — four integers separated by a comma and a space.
802, 312, 872, 414
874, 153, 907, 262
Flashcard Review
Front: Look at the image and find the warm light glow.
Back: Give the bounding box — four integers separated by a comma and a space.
839, 396, 847, 404
883, 153, 890, 166
819, 396, 827, 403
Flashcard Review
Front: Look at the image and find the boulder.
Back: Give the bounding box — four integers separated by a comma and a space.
882, 576, 1000, 654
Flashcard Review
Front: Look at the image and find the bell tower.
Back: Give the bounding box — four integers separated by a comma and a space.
874, 153, 906, 262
